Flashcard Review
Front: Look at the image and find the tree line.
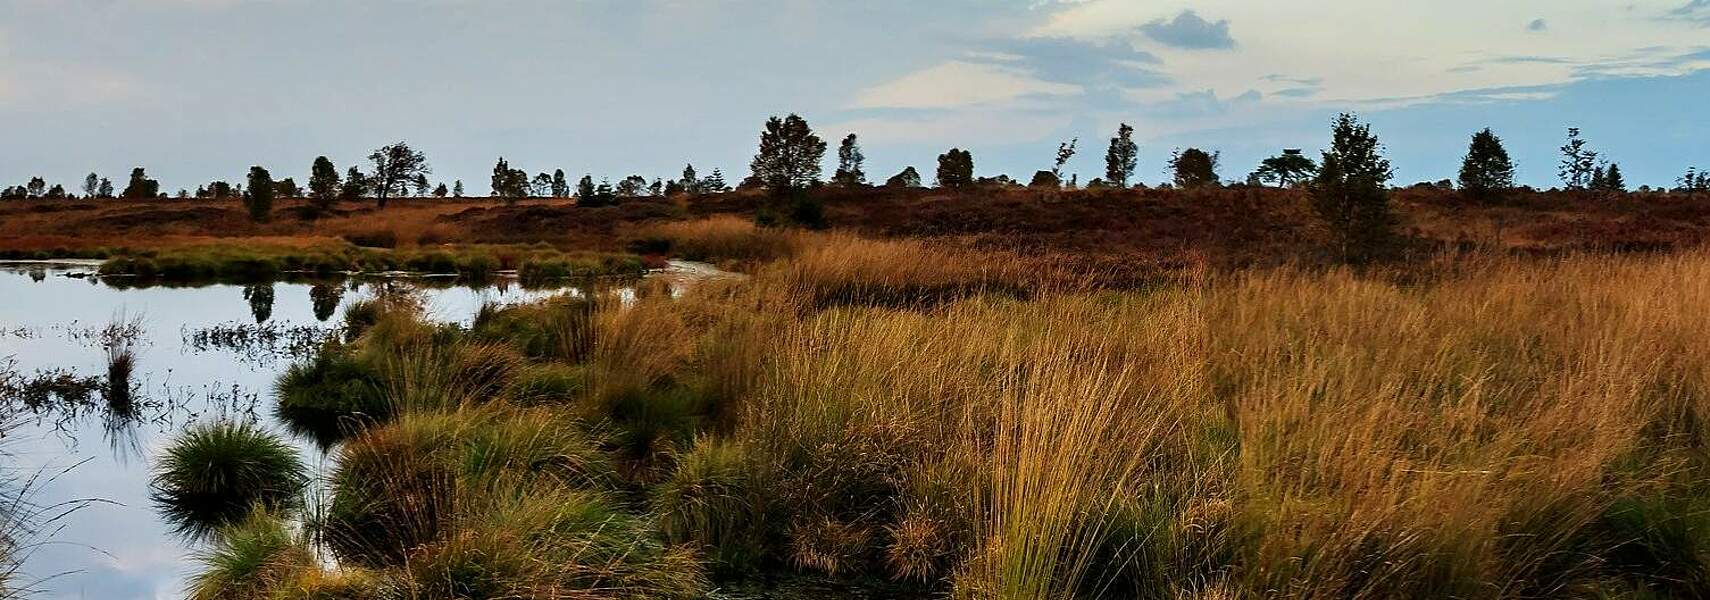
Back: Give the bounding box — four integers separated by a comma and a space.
3, 115, 1707, 228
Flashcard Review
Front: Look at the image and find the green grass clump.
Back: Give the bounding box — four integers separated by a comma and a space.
652, 439, 772, 573
317, 409, 618, 567
507, 363, 587, 406
150, 422, 308, 540
274, 346, 388, 449
401, 485, 708, 599
186, 511, 316, 600
470, 296, 597, 363
1592, 494, 1710, 596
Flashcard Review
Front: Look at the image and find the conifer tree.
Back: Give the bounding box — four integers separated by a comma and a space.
244, 166, 274, 223
1105, 123, 1138, 188
1311, 113, 1395, 263
309, 156, 341, 208
833, 133, 866, 186
749, 114, 826, 190
1457, 128, 1515, 201
936, 149, 974, 188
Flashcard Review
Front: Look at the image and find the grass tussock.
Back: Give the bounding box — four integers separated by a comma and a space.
150, 422, 308, 541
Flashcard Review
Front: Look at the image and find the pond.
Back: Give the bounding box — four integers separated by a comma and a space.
0, 260, 730, 599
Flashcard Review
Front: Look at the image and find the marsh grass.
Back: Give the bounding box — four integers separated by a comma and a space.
196, 229, 1710, 597
150, 422, 308, 540
97, 311, 144, 415
641, 216, 806, 266
97, 242, 644, 282
0, 421, 107, 599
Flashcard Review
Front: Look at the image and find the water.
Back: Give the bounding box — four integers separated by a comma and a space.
0, 260, 730, 599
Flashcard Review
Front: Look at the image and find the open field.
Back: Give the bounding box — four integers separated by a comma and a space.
4, 187, 1710, 277
133, 221, 1710, 598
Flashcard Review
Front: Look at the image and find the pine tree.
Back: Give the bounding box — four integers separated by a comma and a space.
532, 172, 554, 197
1457, 128, 1515, 201
576, 175, 600, 206
121, 168, 160, 199
1601, 163, 1627, 193
97, 178, 114, 198
340, 167, 368, 199
885, 167, 922, 188
749, 114, 827, 190
552, 169, 569, 198
1105, 123, 1138, 188
244, 166, 274, 223
453, 180, 464, 197
832, 133, 866, 186
309, 156, 341, 208
935, 148, 974, 188
83, 173, 100, 198
1053, 139, 1078, 182
680, 164, 699, 194
1310, 113, 1395, 263
1558, 128, 1598, 190
1169, 148, 1221, 188
367, 142, 429, 208
703, 169, 728, 192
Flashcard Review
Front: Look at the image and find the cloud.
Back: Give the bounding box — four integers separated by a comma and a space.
850, 61, 1081, 110
989, 36, 1168, 89
1670, 0, 1710, 24
1139, 88, 1262, 118
1527, 18, 1548, 32
1138, 10, 1234, 50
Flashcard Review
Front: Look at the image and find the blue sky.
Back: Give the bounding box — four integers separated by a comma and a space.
1, 0, 1706, 192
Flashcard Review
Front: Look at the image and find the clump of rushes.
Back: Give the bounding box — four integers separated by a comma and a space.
470, 296, 598, 362
274, 345, 387, 449
186, 510, 316, 600
316, 408, 618, 566
651, 439, 772, 573
150, 422, 308, 540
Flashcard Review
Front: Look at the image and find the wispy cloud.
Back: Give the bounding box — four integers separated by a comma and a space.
1138, 10, 1235, 50
1669, 0, 1710, 24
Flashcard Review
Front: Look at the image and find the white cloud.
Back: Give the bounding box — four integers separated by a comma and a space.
824, 109, 1071, 146
850, 60, 1081, 110
1029, 0, 1710, 105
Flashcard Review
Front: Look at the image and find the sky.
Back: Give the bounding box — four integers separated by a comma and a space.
1, 0, 1707, 193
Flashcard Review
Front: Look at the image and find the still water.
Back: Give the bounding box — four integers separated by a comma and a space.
0, 261, 722, 599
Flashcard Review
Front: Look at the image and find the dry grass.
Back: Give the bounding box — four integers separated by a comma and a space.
642, 215, 806, 266
195, 224, 1710, 598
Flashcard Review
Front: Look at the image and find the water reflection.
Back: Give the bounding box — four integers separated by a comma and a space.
242, 283, 276, 324
0, 259, 734, 600
309, 283, 343, 321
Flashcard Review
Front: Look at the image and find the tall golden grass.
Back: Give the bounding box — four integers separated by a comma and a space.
203, 227, 1710, 598
712, 239, 1710, 597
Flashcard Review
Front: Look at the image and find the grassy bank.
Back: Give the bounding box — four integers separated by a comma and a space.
154, 232, 1710, 598
94, 242, 651, 283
